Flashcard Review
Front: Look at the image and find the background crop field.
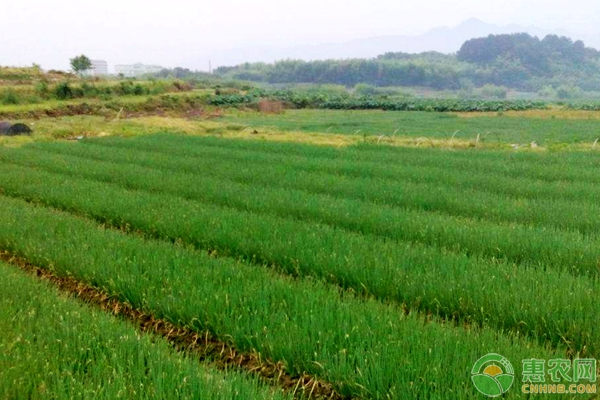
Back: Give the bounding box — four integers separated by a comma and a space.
224, 109, 600, 146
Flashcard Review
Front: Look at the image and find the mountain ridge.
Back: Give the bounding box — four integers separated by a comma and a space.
201, 18, 598, 69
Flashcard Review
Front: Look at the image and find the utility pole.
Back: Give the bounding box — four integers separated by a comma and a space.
209, 60, 212, 74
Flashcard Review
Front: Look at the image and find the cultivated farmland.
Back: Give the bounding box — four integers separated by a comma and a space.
0, 127, 599, 398
0, 261, 291, 400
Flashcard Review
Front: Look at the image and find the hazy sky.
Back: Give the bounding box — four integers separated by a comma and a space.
2, 0, 600, 71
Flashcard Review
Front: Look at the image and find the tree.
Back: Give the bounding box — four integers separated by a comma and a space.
70, 55, 92, 75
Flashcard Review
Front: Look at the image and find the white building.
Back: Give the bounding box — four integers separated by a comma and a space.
115, 63, 163, 77
90, 60, 108, 76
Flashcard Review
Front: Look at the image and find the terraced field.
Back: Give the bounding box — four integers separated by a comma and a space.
1, 133, 599, 398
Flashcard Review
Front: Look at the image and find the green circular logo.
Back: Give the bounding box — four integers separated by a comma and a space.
471, 353, 515, 397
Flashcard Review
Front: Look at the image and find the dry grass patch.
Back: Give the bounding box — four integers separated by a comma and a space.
455, 109, 600, 120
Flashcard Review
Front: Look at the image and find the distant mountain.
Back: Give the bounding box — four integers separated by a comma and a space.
202, 18, 596, 69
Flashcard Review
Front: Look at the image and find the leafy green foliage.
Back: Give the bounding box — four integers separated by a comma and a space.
0, 89, 20, 105
69, 54, 92, 74
458, 33, 592, 72
207, 89, 547, 111
54, 82, 74, 100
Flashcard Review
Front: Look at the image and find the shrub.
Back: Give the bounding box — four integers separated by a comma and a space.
133, 84, 146, 96
81, 82, 100, 97
54, 82, 74, 100
1, 89, 20, 105
35, 81, 50, 98
115, 81, 135, 96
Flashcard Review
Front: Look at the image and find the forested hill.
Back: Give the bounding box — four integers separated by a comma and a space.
213, 33, 600, 92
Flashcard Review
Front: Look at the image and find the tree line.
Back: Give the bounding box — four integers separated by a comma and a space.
212, 33, 600, 92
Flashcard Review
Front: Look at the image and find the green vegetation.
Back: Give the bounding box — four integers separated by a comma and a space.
0, 261, 289, 400
216, 33, 600, 93
207, 88, 548, 111
69, 54, 92, 75
1, 136, 600, 357
5, 65, 600, 121
0, 79, 190, 105
4, 65, 600, 398
3, 141, 599, 275
18, 137, 600, 238
0, 195, 565, 398
224, 108, 600, 145
0, 92, 212, 121
0, 66, 202, 111
273, 93, 547, 112
208, 88, 600, 113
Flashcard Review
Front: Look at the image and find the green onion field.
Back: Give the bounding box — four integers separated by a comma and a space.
1, 124, 599, 397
